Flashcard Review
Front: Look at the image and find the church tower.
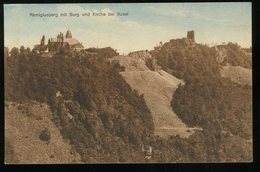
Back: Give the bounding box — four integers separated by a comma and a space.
66, 29, 72, 38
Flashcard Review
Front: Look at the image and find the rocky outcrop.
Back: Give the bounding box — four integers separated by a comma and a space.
128, 50, 152, 61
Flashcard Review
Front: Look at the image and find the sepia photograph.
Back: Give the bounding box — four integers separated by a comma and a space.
4, 3, 252, 164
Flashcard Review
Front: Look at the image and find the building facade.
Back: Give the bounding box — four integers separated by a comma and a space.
34, 29, 84, 53
48, 30, 84, 52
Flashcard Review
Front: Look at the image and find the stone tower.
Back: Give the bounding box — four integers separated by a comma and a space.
187, 30, 195, 42
66, 29, 72, 38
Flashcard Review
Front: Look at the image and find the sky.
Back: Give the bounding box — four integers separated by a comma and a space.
4, 3, 251, 54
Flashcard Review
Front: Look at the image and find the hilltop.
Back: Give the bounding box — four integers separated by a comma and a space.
150, 34, 252, 162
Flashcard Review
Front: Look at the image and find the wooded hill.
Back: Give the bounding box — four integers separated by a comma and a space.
5, 39, 252, 162
5, 48, 154, 162
151, 40, 252, 162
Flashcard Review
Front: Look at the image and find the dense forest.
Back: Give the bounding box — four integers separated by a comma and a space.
5, 40, 252, 162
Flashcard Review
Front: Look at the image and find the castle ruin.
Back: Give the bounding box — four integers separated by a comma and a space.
187, 30, 195, 42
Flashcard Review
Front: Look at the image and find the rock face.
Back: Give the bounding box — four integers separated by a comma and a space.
128, 50, 152, 61
128, 50, 161, 71
110, 55, 198, 138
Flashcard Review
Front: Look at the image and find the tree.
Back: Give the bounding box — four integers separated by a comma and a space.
20, 46, 25, 55
26, 47, 31, 54
10, 47, 19, 57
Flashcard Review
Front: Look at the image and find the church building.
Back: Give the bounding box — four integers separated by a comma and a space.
48, 29, 84, 52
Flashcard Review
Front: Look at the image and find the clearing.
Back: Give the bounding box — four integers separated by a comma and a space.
111, 55, 201, 138
220, 65, 252, 86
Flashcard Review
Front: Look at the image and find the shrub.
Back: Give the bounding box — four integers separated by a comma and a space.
39, 128, 51, 142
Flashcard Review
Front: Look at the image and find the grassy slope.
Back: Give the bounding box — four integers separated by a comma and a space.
110, 55, 197, 138
5, 101, 81, 164
220, 65, 252, 86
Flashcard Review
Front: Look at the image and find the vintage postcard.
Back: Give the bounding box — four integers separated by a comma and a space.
4, 3, 252, 163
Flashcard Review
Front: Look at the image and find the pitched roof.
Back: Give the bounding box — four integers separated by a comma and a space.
50, 38, 81, 46
65, 38, 81, 45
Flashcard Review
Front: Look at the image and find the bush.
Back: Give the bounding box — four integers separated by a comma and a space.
39, 128, 51, 142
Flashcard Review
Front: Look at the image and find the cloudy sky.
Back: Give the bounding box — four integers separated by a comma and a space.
4, 3, 251, 54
